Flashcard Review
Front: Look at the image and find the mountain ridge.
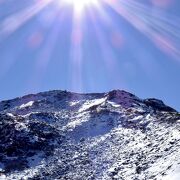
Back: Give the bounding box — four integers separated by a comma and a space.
0, 89, 177, 113
0, 89, 180, 179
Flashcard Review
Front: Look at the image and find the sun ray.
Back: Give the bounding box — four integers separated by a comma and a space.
1, 0, 180, 95
88, 6, 126, 88
104, 0, 180, 60
68, 7, 84, 92
58, 0, 100, 16
26, 11, 65, 92
0, 0, 52, 40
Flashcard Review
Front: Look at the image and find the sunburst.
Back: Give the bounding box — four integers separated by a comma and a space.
59, 0, 99, 14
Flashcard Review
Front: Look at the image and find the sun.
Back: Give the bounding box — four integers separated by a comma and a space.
61, 0, 99, 14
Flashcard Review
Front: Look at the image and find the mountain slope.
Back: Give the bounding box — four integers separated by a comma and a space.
0, 90, 179, 180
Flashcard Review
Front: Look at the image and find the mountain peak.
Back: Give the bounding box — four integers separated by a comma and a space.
0, 90, 179, 179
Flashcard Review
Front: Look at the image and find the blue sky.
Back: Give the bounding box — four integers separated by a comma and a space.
0, 0, 180, 111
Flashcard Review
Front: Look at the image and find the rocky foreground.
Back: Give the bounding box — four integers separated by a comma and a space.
0, 90, 180, 180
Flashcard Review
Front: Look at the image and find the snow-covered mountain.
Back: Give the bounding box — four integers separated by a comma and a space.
0, 90, 180, 180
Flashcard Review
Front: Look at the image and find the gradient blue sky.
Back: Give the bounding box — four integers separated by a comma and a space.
0, 0, 180, 111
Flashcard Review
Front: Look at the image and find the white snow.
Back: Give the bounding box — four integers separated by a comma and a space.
163, 166, 180, 180
0, 174, 6, 180
0, 163, 5, 180
64, 113, 90, 130
108, 101, 120, 107
78, 98, 105, 112
15, 122, 28, 131
7, 113, 15, 117
69, 101, 79, 106
131, 115, 143, 121
20, 101, 34, 109
1, 90, 179, 180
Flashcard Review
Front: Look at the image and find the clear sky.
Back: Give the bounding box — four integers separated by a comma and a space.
0, 0, 180, 111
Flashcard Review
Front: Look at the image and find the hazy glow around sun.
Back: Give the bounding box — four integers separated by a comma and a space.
61, 0, 99, 14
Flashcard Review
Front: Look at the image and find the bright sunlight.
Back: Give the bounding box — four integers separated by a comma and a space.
61, 0, 99, 14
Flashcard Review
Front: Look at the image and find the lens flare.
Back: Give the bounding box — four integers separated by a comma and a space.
61, 0, 99, 14
0, 0, 179, 92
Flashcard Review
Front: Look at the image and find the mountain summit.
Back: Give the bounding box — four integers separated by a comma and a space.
0, 90, 179, 179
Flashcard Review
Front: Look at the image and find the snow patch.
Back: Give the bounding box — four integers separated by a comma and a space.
7, 113, 15, 117
69, 101, 79, 106
108, 101, 120, 107
0, 174, 6, 179
15, 122, 28, 131
20, 101, 34, 109
78, 98, 105, 112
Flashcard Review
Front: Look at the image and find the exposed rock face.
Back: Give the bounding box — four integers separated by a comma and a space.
0, 90, 179, 180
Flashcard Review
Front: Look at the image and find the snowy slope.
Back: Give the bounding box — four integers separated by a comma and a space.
0, 90, 179, 180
